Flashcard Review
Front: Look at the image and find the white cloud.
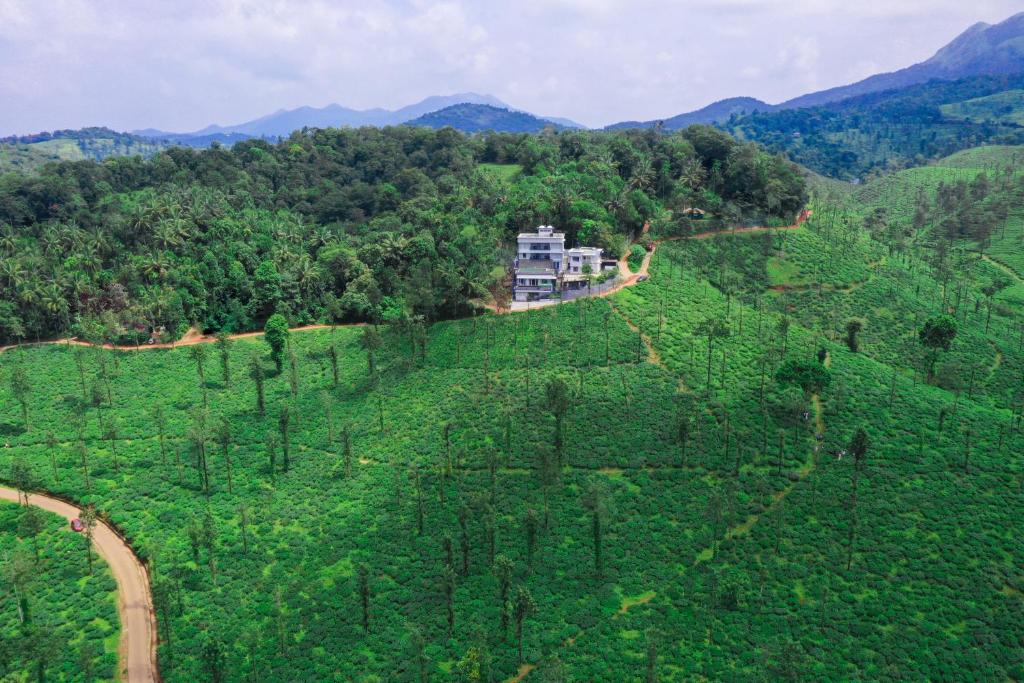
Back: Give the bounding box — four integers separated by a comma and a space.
0, 0, 1022, 134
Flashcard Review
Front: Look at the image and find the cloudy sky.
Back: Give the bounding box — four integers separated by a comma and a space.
1, 0, 1021, 135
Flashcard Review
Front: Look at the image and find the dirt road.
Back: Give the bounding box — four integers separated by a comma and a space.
1, 217, 808, 355
0, 323, 346, 355
0, 488, 158, 683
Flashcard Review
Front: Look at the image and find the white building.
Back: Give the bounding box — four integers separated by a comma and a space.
513, 226, 604, 302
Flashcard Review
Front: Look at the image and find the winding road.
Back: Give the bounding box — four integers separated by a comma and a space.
0, 487, 158, 683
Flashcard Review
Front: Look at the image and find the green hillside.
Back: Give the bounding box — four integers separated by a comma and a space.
941, 89, 1024, 125
406, 104, 563, 133
0, 145, 1022, 680
0, 128, 169, 174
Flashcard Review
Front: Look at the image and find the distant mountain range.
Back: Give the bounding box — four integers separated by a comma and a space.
136, 93, 582, 143
607, 11, 1024, 129
606, 97, 773, 131
5, 10, 1024, 178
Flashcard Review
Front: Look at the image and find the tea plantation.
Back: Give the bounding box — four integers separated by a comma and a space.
1, 149, 1023, 680
0, 500, 119, 680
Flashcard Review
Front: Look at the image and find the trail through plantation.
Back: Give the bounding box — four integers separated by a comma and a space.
0, 487, 158, 683
0, 324, 344, 355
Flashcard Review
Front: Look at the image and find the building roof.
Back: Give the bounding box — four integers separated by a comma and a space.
516, 260, 557, 275
517, 232, 565, 240
567, 247, 602, 256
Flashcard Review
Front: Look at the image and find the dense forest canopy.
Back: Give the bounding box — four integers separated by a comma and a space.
725, 73, 1024, 179
0, 126, 805, 344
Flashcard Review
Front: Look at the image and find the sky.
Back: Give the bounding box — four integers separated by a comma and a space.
1, 0, 1022, 135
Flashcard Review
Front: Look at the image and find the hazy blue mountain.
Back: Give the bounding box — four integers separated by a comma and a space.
405, 104, 563, 133
539, 115, 586, 129
609, 12, 1024, 130
135, 93, 584, 143
781, 11, 1024, 109
605, 96, 773, 130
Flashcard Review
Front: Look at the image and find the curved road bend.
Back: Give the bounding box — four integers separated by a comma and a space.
0, 487, 158, 683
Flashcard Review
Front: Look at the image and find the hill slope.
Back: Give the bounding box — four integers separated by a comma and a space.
782, 12, 1024, 109
724, 72, 1024, 179
405, 103, 563, 133
0, 127, 170, 174
606, 96, 773, 131
136, 94, 584, 141
2, 145, 1023, 680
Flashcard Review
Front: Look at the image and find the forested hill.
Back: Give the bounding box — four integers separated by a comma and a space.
724, 72, 1024, 180
0, 127, 171, 174
0, 126, 806, 345
404, 104, 563, 133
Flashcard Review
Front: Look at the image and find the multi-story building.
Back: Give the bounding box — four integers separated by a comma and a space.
513, 226, 604, 302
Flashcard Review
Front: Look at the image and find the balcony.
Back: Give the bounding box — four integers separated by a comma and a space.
514, 285, 554, 293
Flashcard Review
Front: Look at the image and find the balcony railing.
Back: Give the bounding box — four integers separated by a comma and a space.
515, 285, 555, 293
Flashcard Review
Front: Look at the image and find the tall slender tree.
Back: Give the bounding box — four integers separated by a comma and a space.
249, 352, 266, 415
278, 403, 292, 472
581, 480, 611, 578
511, 585, 537, 664
846, 427, 869, 571
215, 331, 232, 387
215, 416, 233, 493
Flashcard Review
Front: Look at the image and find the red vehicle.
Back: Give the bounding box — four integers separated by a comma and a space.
70, 518, 84, 532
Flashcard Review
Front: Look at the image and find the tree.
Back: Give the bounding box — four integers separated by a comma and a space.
646, 628, 659, 683
287, 342, 299, 397
278, 403, 292, 472
846, 427, 869, 571
442, 563, 457, 635
775, 358, 831, 398
265, 432, 278, 478
215, 416, 233, 493
10, 458, 34, 505
327, 340, 339, 387
200, 634, 226, 683
362, 326, 381, 378
406, 625, 429, 683
919, 314, 958, 381
844, 320, 862, 353
697, 317, 730, 392
187, 410, 211, 494
341, 423, 353, 478
102, 417, 120, 474
511, 585, 537, 663
150, 404, 168, 467
76, 441, 91, 491
357, 563, 371, 632
9, 365, 30, 431
249, 352, 266, 415
3, 547, 34, 624
189, 344, 209, 409
18, 506, 44, 563
264, 313, 289, 373
214, 331, 232, 386
43, 430, 59, 483
677, 411, 691, 467
546, 376, 571, 466
490, 553, 516, 636
524, 508, 539, 570
581, 480, 611, 578
80, 504, 98, 574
